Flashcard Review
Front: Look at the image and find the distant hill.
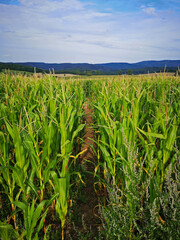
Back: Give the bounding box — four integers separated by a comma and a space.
16, 62, 107, 71
17, 60, 180, 73
1, 60, 180, 75
97, 60, 180, 70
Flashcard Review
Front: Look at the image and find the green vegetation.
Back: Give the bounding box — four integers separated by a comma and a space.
1, 62, 178, 76
0, 73, 179, 239
0, 73, 85, 239
93, 76, 180, 239
127, 69, 133, 75
118, 69, 123, 75
0, 62, 47, 74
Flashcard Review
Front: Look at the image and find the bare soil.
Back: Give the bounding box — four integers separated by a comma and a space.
79, 103, 100, 229
66, 102, 100, 239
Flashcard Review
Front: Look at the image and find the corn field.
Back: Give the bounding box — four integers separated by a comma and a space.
0, 73, 179, 239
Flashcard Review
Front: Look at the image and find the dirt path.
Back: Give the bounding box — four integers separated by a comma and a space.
66, 102, 100, 239
78, 103, 99, 233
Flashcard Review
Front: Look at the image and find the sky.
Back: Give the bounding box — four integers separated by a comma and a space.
0, 0, 180, 63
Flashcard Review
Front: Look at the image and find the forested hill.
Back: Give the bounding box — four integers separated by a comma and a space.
1, 60, 180, 75
16, 60, 180, 71
0, 62, 46, 73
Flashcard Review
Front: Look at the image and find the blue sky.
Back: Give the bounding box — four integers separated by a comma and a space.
0, 0, 20, 5
0, 0, 180, 63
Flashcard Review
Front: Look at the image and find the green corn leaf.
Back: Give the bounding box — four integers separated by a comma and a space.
12, 166, 26, 192
13, 201, 28, 212
31, 200, 47, 231
26, 180, 39, 199
72, 124, 85, 140
98, 143, 114, 177
166, 116, 177, 151
136, 127, 166, 139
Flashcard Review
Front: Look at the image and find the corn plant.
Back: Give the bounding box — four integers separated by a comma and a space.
0, 73, 85, 239
93, 75, 180, 238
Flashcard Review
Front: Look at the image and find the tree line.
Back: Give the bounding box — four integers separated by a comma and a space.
0, 62, 178, 76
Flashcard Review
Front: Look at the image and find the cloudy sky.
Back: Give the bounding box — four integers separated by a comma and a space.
0, 0, 180, 63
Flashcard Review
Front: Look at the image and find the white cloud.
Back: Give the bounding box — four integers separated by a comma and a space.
0, 0, 180, 62
2, 54, 10, 57
141, 6, 156, 15
19, 0, 85, 12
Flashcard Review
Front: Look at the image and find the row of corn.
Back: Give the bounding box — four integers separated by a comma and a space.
0, 74, 85, 239
93, 75, 180, 239
0, 73, 179, 239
